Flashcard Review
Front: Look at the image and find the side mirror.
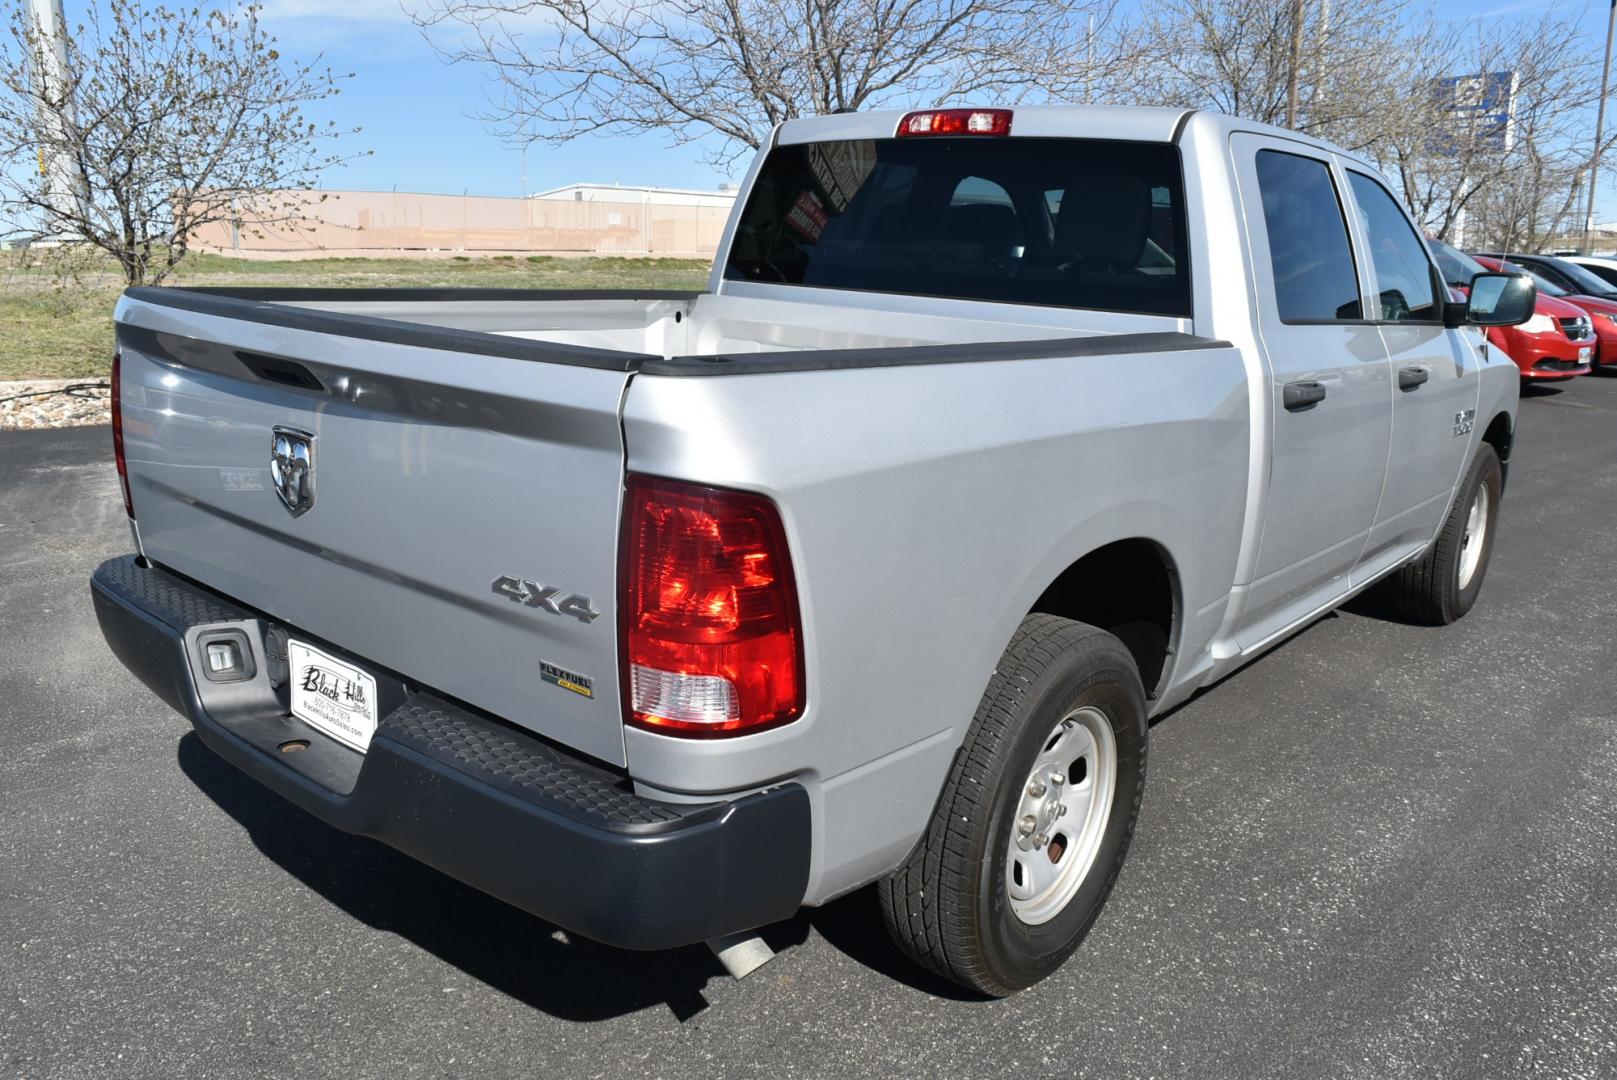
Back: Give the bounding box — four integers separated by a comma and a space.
1457, 272, 1536, 327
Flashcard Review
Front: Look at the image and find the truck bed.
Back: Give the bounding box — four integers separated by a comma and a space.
113, 284, 1219, 771
123, 285, 1189, 367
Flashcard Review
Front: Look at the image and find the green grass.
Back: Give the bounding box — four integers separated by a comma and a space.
0, 290, 118, 380
0, 250, 711, 381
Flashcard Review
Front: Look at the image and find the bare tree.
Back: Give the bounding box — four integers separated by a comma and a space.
1132, 0, 1431, 149
0, 0, 363, 285
414, 0, 1136, 164
1366, 13, 1611, 251
1134, 0, 1613, 253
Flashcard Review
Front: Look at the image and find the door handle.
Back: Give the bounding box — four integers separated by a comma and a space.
1398, 366, 1430, 391
1283, 380, 1327, 412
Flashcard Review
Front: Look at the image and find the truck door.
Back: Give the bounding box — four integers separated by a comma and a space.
1231, 136, 1392, 647
1342, 169, 1480, 577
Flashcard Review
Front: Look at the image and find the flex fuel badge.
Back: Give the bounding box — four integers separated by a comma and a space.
541, 660, 595, 699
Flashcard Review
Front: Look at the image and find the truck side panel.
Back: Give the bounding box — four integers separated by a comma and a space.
620, 341, 1250, 903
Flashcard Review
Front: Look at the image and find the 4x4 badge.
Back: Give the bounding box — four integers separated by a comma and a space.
491, 575, 600, 624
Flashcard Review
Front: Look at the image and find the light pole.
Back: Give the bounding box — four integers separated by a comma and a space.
24, 0, 88, 234
1582, 0, 1617, 254
1285, 0, 1304, 128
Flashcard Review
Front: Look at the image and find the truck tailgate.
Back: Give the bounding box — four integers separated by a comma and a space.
114, 292, 637, 767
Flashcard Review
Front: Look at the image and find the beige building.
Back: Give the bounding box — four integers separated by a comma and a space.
193, 184, 739, 261
531, 182, 740, 208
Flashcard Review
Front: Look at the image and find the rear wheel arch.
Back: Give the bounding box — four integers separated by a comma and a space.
1027, 538, 1180, 702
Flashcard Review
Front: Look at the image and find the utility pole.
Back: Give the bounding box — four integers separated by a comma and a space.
1583, 0, 1617, 254
1085, 14, 1095, 103
1285, 0, 1305, 129
1316, 0, 1332, 66
24, 0, 87, 236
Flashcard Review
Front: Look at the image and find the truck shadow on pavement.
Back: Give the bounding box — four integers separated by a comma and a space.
175, 732, 971, 1022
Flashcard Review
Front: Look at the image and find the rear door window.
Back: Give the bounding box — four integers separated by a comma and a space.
1252, 150, 1362, 322
724, 137, 1191, 316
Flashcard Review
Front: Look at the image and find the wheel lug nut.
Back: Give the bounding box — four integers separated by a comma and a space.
1049, 771, 1065, 786
1034, 833, 1048, 848
1058, 804, 1068, 816
1028, 780, 1046, 798
1018, 814, 1037, 835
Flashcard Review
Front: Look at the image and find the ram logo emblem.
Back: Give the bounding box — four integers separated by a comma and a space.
270, 426, 316, 517
491, 575, 600, 624
1453, 409, 1476, 438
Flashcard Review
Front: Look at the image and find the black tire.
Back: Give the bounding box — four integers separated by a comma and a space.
878, 614, 1148, 997
1386, 444, 1503, 625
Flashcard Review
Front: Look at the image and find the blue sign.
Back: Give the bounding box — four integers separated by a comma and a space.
1432, 71, 1516, 153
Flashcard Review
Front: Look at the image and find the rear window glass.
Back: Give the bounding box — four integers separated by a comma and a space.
1252, 150, 1362, 322
1577, 261, 1617, 288
723, 138, 1191, 317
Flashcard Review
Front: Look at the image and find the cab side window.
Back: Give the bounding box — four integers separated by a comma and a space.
1347, 173, 1439, 322
1253, 150, 1362, 322
1518, 258, 1577, 293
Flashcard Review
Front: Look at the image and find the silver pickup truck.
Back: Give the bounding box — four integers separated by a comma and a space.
93, 106, 1531, 996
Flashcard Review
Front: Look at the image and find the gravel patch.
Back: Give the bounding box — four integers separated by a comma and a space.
0, 379, 112, 431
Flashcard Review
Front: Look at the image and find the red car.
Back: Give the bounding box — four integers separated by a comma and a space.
1471, 253, 1616, 373
1473, 251, 1617, 371
1428, 242, 1591, 381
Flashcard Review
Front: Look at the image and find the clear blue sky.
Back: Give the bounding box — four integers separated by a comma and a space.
257, 0, 736, 196
253, 0, 1617, 214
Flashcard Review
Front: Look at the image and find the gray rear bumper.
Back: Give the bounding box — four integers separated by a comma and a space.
90, 555, 810, 950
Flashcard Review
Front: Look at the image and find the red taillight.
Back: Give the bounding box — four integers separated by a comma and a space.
621, 475, 804, 737
896, 108, 1013, 137
111, 353, 134, 519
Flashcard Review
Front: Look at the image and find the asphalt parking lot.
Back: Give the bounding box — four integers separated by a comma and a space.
3, 379, 1615, 1080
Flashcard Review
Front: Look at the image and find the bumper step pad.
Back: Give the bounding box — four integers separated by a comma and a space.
90, 555, 810, 949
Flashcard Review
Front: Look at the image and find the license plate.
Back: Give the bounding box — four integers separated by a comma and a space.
288, 640, 379, 752
1580, 346, 1593, 363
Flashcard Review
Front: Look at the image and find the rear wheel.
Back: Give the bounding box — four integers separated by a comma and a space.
1385, 444, 1502, 625
878, 615, 1147, 997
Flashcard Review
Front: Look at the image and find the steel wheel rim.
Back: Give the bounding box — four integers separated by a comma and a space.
1004, 705, 1118, 926
1458, 482, 1490, 591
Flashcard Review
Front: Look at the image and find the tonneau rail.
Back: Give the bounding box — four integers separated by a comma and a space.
121, 285, 1229, 382
120, 285, 692, 371
642, 331, 1233, 376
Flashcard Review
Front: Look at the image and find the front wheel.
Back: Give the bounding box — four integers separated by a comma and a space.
1385, 444, 1503, 625
878, 615, 1148, 997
